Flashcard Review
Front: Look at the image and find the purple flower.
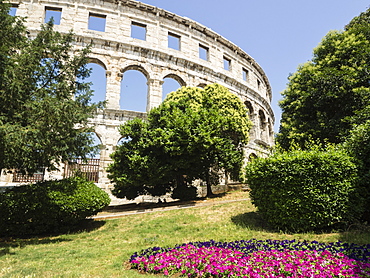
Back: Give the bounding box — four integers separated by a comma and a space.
130, 239, 370, 277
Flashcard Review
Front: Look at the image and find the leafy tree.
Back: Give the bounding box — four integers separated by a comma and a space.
342, 120, 370, 222
0, 2, 101, 174
277, 8, 370, 150
108, 118, 174, 200
108, 84, 252, 199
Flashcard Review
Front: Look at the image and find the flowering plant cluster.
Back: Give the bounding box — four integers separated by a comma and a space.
130, 239, 370, 277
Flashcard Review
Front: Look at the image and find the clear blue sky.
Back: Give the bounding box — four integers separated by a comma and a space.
137, 0, 369, 132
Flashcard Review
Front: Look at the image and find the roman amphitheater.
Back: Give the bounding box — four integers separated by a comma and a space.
1, 0, 275, 194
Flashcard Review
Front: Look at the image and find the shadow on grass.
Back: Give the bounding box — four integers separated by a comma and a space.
102, 192, 233, 214
103, 200, 199, 213
339, 222, 370, 245
232, 212, 370, 241
72, 219, 106, 234
0, 219, 106, 257
0, 237, 71, 257
204, 192, 228, 199
231, 211, 277, 232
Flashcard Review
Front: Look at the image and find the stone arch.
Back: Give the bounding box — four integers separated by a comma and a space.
88, 132, 103, 158
162, 73, 185, 101
162, 73, 186, 87
121, 64, 150, 80
245, 100, 256, 140
113, 136, 133, 153
249, 153, 258, 161
244, 100, 254, 118
258, 110, 266, 125
258, 110, 267, 141
117, 137, 131, 145
85, 62, 107, 104
120, 65, 149, 112
268, 118, 274, 143
87, 57, 107, 70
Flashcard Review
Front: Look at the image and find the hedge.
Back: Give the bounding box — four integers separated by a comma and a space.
343, 120, 370, 222
0, 177, 110, 236
245, 148, 359, 232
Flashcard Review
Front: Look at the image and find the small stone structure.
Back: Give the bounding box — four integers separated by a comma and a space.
1, 0, 274, 193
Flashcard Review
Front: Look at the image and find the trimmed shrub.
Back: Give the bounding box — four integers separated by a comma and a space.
0, 177, 110, 236
343, 120, 370, 221
171, 184, 198, 201
245, 148, 358, 232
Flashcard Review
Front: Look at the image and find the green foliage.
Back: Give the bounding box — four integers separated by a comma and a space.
245, 148, 359, 232
0, 177, 110, 236
171, 183, 198, 201
109, 118, 174, 199
108, 84, 252, 200
343, 120, 370, 221
277, 7, 370, 150
345, 7, 370, 38
0, 2, 102, 174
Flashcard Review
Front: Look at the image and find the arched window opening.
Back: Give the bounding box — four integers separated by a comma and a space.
245, 101, 254, 118
259, 110, 266, 128
162, 77, 181, 101
120, 70, 148, 112
249, 153, 258, 162
117, 137, 132, 145
259, 110, 266, 141
245, 101, 256, 140
268, 118, 274, 142
86, 63, 107, 105
87, 132, 102, 159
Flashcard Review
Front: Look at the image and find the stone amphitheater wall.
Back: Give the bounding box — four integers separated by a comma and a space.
2, 0, 275, 191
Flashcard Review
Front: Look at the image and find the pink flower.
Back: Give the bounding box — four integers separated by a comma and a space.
130, 243, 370, 277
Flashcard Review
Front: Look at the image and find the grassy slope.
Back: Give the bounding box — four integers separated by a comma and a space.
0, 191, 369, 277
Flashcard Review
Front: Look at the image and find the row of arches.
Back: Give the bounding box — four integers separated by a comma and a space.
84, 58, 250, 113
84, 60, 274, 161
86, 62, 183, 112
87, 61, 272, 120
245, 100, 274, 143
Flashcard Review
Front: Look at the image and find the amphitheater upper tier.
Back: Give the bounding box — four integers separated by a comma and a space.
4, 0, 275, 187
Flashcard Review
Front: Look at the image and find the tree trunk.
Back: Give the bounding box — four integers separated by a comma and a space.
175, 174, 185, 188
205, 170, 215, 197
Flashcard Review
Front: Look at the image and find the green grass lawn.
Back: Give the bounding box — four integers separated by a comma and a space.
1, 190, 369, 277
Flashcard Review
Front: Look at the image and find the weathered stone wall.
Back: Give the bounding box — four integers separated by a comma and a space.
1, 0, 274, 190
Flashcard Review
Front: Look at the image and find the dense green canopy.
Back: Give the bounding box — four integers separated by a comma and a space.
277, 8, 370, 150
0, 2, 101, 173
108, 84, 252, 199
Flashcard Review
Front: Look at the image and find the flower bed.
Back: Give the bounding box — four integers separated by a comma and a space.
130, 239, 370, 277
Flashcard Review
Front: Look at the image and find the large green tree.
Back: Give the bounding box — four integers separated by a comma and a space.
277, 8, 370, 150
108, 84, 251, 199
0, 2, 101, 174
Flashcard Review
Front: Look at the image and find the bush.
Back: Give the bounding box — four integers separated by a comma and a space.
343, 120, 370, 221
245, 148, 359, 232
0, 177, 110, 236
171, 184, 198, 201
